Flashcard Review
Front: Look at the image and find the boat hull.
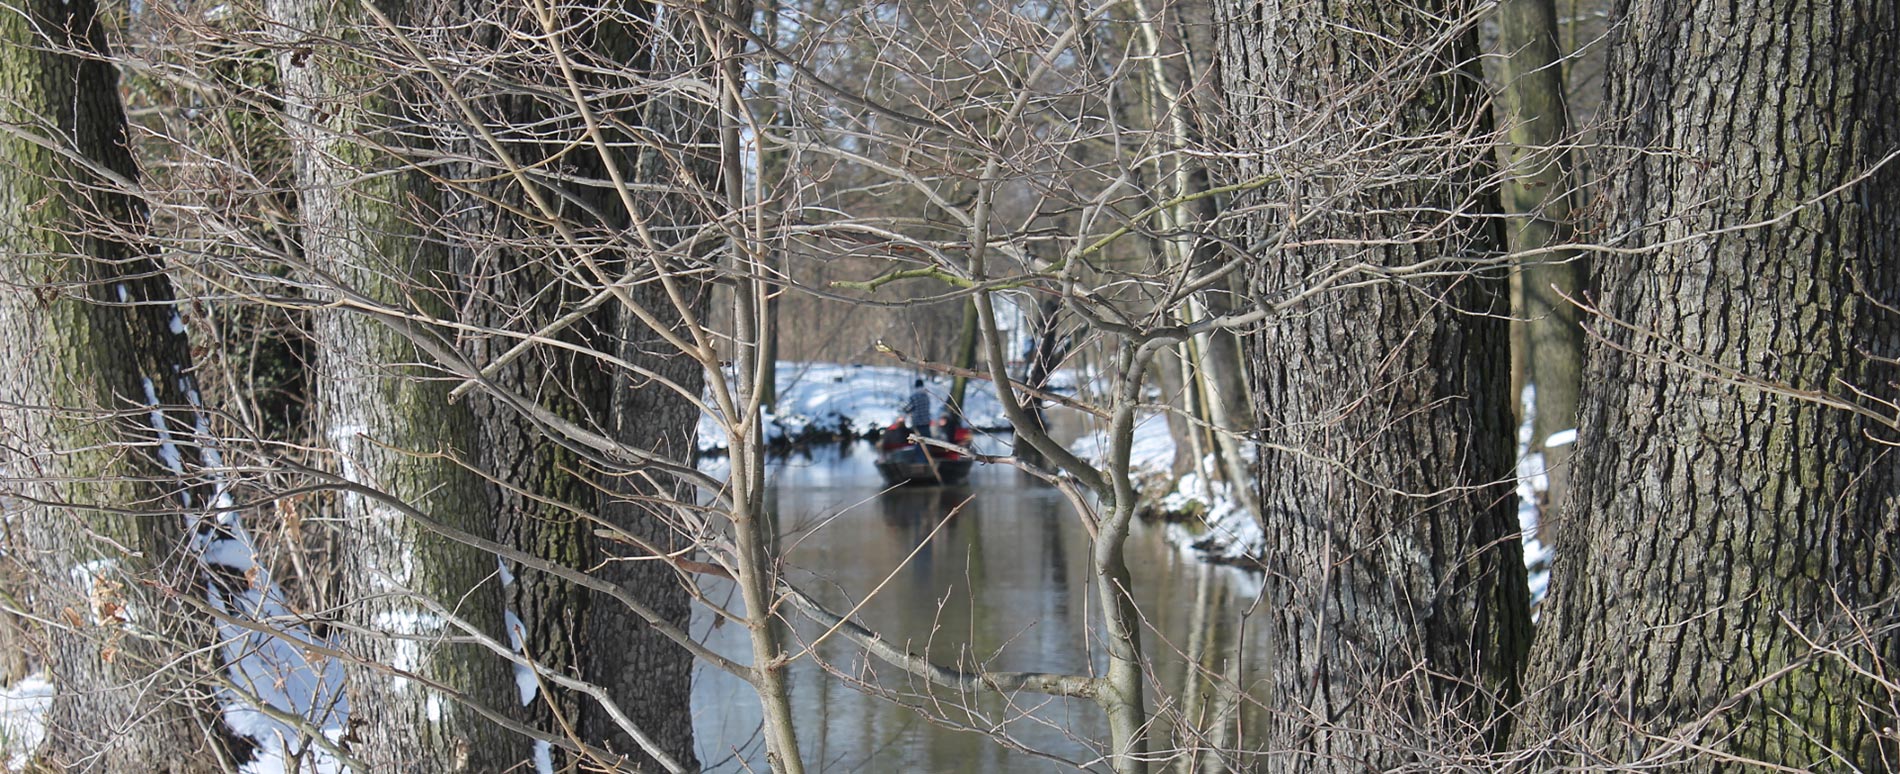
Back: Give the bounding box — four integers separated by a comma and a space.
874, 446, 973, 485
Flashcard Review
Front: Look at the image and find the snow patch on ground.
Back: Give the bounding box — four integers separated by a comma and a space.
1067, 411, 1175, 472
0, 677, 52, 771
1516, 388, 1560, 609
237, 731, 348, 774
1161, 472, 1265, 564
0, 369, 343, 772
206, 519, 349, 773
1071, 415, 1264, 564
1517, 450, 1553, 606
212, 579, 348, 745
186, 420, 349, 771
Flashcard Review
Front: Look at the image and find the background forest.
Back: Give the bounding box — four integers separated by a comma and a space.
1, 0, 1895, 772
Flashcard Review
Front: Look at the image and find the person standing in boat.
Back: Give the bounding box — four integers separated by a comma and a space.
905, 378, 933, 438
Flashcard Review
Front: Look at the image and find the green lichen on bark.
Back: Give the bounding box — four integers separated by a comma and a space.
1519, 2, 1900, 770
1, 0, 233, 768
270, 0, 519, 767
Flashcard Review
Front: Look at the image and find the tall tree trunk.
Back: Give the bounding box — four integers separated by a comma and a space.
1519, 3, 1900, 770
1128, 0, 1259, 516
0, 2, 232, 769
584, 8, 715, 765
594, 318, 704, 771
451, 148, 601, 767
1013, 298, 1067, 469
271, 2, 518, 768
438, 1, 704, 767
583, 30, 715, 749
565, 3, 713, 765
1497, 0, 1586, 537
947, 299, 980, 416
1219, 1, 1531, 766
1151, 352, 1202, 479
1127, 0, 1252, 436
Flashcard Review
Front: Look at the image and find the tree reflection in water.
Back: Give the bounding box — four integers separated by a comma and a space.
694, 444, 1266, 772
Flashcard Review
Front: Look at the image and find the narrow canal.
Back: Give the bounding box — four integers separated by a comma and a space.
693, 442, 1271, 772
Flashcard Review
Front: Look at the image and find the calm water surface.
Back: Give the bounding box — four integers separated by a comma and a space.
693, 443, 1270, 772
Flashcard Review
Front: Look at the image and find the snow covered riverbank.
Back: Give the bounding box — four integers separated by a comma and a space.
695, 362, 1553, 605
697, 362, 1014, 453
1067, 415, 1266, 566
1066, 402, 1553, 606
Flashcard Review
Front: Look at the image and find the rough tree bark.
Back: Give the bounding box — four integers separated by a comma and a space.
0, 1, 232, 769
448, 114, 602, 768
585, 3, 721, 767
1518, 2, 1900, 770
1219, 0, 1531, 767
440, 0, 704, 767
583, 7, 715, 746
270, 1, 519, 768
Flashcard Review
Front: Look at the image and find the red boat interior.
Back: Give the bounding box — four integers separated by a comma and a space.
878, 420, 974, 459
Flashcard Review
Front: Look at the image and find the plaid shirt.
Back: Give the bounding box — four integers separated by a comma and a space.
905, 388, 932, 430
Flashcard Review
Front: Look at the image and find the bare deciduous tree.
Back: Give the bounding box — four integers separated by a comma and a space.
1496, 0, 1587, 535
267, 0, 520, 766
12, 0, 1894, 773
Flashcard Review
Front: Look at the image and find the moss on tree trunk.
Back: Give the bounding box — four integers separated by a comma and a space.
1519, 2, 1900, 770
